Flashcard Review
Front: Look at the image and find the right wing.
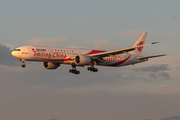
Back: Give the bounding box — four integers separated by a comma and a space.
88, 42, 158, 58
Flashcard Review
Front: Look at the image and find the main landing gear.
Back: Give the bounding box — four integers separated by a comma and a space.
87, 67, 98, 72
69, 63, 80, 75
87, 61, 98, 72
19, 59, 26, 68
69, 61, 98, 75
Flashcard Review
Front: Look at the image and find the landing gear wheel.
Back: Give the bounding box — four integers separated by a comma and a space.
69, 69, 72, 73
76, 71, 80, 74
69, 69, 80, 74
72, 69, 75, 73
87, 67, 98, 72
22, 64, 26, 68
87, 67, 91, 71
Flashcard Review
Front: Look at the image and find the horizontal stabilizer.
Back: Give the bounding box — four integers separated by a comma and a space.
136, 54, 166, 60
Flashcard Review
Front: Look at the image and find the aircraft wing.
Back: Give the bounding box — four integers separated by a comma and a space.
136, 54, 166, 60
88, 42, 158, 58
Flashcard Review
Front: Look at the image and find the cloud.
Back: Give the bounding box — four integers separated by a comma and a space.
119, 31, 180, 41
88, 39, 109, 49
150, 73, 157, 79
175, 34, 180, 38
119, 31, 142, 39
5, 44, 17, 50
159, 71, 171, 80
88, 39, 121, 50
171, 14, 178, 19
156, 44, 171, 52
69, 46, 86, 49
177, 67, 180, 71
0, 55, 180, 120
133, 64, 171, 80
147, 84, 180, 95
23, 37, 69, 46
160, 116, 180, 120
148, 32, 180, 39
133, 64, 170, 73
0, 44, 20, 66
53, 82, 136, 95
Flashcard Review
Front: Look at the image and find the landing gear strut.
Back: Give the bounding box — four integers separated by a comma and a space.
87, 61, 98, 72
19, 59, 26, 68
69, 63, 80, 75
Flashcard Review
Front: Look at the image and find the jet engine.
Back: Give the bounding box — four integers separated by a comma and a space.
74, 55, 91, 66
42, 62, 60, 69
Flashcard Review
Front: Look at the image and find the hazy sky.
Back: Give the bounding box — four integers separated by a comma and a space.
0, 1, 180, 120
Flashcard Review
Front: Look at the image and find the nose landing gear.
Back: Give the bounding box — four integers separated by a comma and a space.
19, 59, 26, 68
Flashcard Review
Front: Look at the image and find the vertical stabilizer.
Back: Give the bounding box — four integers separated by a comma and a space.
129, 32, 148, 56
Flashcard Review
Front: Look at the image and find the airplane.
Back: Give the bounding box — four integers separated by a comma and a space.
11, 32, 166, 75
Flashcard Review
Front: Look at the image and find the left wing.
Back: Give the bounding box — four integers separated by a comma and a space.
88, 42, 158, 58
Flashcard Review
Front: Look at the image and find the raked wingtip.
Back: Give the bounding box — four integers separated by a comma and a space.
151, 42, 159, 44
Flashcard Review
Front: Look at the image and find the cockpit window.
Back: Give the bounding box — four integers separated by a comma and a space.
14, 49, 21, 51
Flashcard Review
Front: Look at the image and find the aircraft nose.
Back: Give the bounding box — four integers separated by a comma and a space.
11, 51, 15, 56
11, 51, 18, 58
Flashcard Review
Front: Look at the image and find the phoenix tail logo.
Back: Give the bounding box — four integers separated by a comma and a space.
137, 41, 144, 52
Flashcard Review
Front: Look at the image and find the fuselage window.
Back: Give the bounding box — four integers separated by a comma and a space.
36, 49, 46, 51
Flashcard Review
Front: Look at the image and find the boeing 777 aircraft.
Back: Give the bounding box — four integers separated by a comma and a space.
12, 32, 165, 75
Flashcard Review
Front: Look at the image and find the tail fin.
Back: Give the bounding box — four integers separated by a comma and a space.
129, 32, 148, 56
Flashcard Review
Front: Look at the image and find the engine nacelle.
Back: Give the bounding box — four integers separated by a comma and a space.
42, 62, 60, 69
74, 55, 91, 66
